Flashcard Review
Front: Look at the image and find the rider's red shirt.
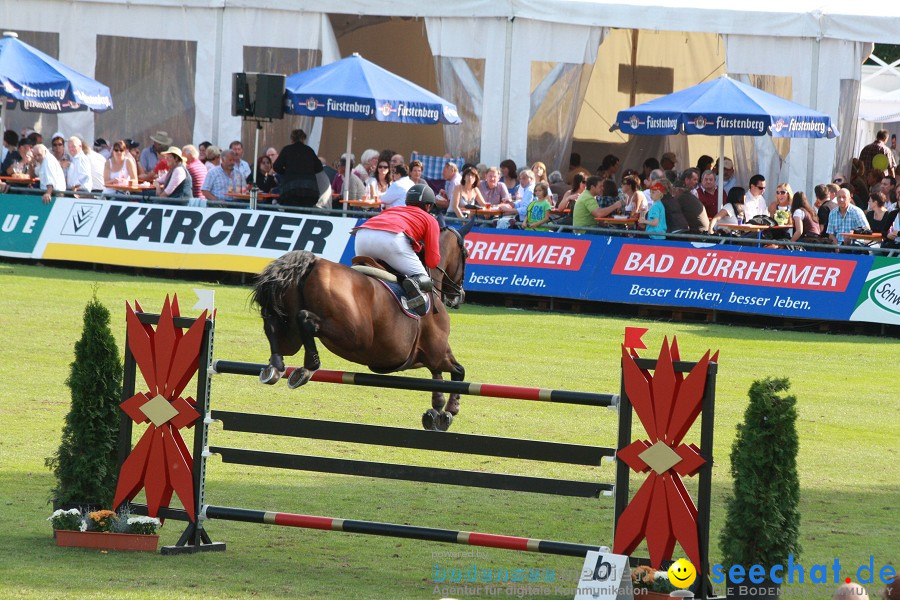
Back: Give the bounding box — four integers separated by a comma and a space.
357, 206, 442, 268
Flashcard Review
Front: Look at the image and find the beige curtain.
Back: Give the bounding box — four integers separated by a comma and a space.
432, 57, 484, 164
93, 35, 197, 150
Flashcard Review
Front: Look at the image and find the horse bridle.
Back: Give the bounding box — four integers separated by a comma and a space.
433, 227, 467, 304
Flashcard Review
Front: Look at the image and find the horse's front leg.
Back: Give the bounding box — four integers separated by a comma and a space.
260, 316, 286, 384
443, 361, 465, 417
422, 369, 446, 431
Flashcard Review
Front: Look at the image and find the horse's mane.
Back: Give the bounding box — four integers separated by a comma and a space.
251, 250, 318, 318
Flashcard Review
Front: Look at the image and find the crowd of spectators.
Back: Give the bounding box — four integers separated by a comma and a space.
2, 123, 898, 250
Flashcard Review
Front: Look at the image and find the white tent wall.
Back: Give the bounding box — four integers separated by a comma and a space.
571, 29, 726, 175
0, 2, 337, 153
2, 1, 897, 184
0, 0, 219, 146
221, 8, 339, 153
424, 17, 605, 170
725, 35, 870, 196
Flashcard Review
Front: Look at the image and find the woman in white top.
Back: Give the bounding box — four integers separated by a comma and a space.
366, 159, 391, 199
450, 166, 486, 218
621, 174, 644, 216
102, 139, 138, 195
708, 187, 746, 232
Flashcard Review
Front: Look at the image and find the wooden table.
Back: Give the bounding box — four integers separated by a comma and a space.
842, 232, 882, 244
106, 183, 155, 194
344, 199, 382, 209
225, 192, 280, 202
550, 208, 571, 215
595, 216, 638, 228
0, 175, 38, 185
722, 223, 766, 232
471, 207, 505, 218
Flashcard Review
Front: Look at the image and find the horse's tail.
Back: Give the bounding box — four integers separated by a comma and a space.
251, 250, 318, 318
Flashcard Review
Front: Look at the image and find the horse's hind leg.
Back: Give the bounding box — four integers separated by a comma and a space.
287, 310, 321, 389
260, 316, 286, 385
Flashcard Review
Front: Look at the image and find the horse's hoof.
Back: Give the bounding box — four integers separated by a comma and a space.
422, 409, 441, 431
445, 398, 460, 416
287, 368, 312, 389
259, 366, 283, 385
437, 412, 453, 431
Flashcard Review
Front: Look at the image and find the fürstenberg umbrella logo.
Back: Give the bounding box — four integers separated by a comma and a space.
62, 202, 103, 236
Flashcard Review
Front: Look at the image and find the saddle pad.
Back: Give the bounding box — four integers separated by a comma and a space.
351, 264, 398, 283
375, 278, 430, 319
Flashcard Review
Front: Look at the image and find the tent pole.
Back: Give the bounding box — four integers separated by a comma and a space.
344, 120, 353, 202
251, 120, 261, 210
718, 136, 725, 210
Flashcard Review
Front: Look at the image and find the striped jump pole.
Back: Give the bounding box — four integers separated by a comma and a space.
202, 505, 600, 557
212, 360, 618, 408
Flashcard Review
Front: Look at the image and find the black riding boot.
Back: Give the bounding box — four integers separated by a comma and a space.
401, 274, 432, 316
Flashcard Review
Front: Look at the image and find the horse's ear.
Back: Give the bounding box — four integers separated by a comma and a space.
436, 212, 447, 229
457, 215, 477, 237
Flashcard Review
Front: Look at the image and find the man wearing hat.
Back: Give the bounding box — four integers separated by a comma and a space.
93, 138, 111, 159
141, 131, 172, 174
661, 152, 677, 171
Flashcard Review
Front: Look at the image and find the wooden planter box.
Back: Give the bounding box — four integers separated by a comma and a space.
54, 530, 159, 552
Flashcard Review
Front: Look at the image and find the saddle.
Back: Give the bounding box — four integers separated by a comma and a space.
350, 256, 432, 318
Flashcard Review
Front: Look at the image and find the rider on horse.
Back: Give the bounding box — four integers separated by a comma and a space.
353, 183, 440, 316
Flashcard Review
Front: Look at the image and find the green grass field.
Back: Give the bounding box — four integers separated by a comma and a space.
0, 261, 896, 599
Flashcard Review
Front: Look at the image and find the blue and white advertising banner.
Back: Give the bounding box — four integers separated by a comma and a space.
460, 230, 900, 325
2, 192, 898, 326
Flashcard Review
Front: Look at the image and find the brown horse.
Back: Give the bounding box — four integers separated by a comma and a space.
251, 221, 472, 431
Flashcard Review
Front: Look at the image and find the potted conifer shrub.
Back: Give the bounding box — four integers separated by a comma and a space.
45, 288, 122, 511
719, 378, 801, 600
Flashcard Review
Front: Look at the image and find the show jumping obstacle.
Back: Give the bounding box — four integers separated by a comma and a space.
113, 297, 718, 598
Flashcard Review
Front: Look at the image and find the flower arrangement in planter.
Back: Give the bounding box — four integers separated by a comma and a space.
49, 507, 161, 552
631, 565, 677, 599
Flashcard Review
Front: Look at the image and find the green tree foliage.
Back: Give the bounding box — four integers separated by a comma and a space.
45, 288, 122, 507
720, 378, 801, 571
868, 44, 900, 66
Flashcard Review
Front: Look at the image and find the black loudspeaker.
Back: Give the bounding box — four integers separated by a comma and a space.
231, 72, 285, 119
232, 72, 250, 117
252, 73, 285, 119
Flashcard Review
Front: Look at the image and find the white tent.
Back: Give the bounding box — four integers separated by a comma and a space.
2, 0, 898, 194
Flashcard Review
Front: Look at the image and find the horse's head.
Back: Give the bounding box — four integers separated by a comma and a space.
434, 216, 473, 309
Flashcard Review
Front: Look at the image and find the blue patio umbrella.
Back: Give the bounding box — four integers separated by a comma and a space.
0, 32, 113, 114
611, 75, 838, 208
284, 53, 460, 201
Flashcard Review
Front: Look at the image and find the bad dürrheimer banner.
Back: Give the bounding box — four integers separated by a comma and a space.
460, 230, 900, 325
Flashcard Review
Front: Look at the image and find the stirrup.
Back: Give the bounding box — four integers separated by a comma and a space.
405, 293, 428, 315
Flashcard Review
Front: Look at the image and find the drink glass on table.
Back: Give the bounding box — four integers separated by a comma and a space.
737, 216, 744, 225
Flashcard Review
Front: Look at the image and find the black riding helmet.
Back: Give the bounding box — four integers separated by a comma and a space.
405, 183, 436, 210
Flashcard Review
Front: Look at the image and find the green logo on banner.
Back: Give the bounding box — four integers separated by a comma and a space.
0, 194, 53, 255
856, 257, 900, 316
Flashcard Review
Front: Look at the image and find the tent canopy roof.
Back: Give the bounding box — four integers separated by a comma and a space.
87, 0, 900, 44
